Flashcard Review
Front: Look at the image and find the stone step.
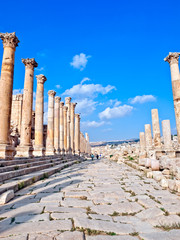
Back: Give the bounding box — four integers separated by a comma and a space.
0, 158, 72, 182
0, 158, 83, 195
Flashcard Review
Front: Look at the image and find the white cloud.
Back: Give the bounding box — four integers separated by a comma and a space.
99, 104, 133, 120
81, 120, 105, 128
129, 95, 156, 104
102, 128, 112, 132
62, 83, 116, 98
75, 98, 97, 116
80, 77, 90, 84
13, 89, 23, 95
70, 53, 91, 71
109, 99, 122, 107
55, 84, 61, 89
36, 67, 44, 72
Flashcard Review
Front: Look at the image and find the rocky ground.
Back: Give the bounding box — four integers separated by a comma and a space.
0, 158, 180, 240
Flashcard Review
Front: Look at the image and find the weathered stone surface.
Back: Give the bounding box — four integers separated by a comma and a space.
56, 231, 84, 240
0, 190, 14, 204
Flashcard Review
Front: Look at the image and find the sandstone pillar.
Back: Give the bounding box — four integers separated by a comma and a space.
65, 97, 72, 154
46, 90, 56, 155
162, 120, 172, 149
151, 109, 161, 148
54, 96, 61, 154
34, 74, 47, 156
145, 124, 152, 150
0, 32, 19, 159
70, 102, 76, 154
164, 52, 180, 144
59, 102, 64, 155
16, 58, 38, 157
75, 114, 80, 155
139, 132, 146, 159
63, 106, 68, 154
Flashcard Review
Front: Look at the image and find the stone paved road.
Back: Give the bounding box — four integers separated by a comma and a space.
0, 159, 180, 239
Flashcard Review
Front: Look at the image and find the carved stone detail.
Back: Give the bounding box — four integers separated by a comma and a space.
36, 74, 47, 84
55, 96, 61, 103
164, 52, 180, 64
0, 32, 19, 48
65, 97, 72, 104
48, 90, 56, 97
60, 102, 64, 107
22, 58, 38, 69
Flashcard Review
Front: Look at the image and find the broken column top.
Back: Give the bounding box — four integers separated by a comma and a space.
36, 74, 47, 84
55, 96, 61, 102
0, 32, 20, 48
164, 52, 180, 64
60, 101, 64, 107
22, 58, 38, 68
65, 97, 72, 104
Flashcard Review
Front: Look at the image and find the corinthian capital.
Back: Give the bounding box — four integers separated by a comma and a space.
71, 102, 77, 109
48, 90, 56, 97
36, 74, 47, 84
22, 58, 38, 69
164, 52, 180, 64
60, 101, 64, 107
55, 96, 61, 103
65, 97, 72, 104
0, 32, 19, 48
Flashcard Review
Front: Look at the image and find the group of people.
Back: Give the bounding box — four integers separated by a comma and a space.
91, 153, 101, 160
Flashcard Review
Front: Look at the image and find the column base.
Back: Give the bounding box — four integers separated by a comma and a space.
0, 144, 15, 160
46, 147, 55, 156
33, 146, 45, 157
55, 148, 60, 155
16, 145, 34, 158
60, 148, 65, 155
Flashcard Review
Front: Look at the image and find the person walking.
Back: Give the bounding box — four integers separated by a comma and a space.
91, 154, 94, 160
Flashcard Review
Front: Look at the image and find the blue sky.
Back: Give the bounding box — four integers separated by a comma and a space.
0, 0, 180, 142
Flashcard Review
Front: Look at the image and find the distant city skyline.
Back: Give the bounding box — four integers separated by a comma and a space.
0, 0, 179, 142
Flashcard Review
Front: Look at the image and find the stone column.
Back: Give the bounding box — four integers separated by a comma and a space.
0, 32, 19, 159
145, 124, 152, 150
63, 106, 68, 154
75, 114, 80, 155
59, 102, 64, 155
65, 97, 72, 154
16, 58, 38, 157
70, 102, 77, 154
162, 120, 172, 149
151, 109, 161, 148
164, 52, 180, 144
46, 90, 56, 155
34, 74, 47, 156
54, 96, 61, 154
139, 132, 146, 152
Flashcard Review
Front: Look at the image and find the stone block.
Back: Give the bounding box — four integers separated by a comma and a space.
168, 179, 177, 191
152, 171, 163, 181
160, 178, 169, 188
138, 158, 146, 166
151, 159, 159, 171
0, 190, 14, 205
145, 158, 151, 168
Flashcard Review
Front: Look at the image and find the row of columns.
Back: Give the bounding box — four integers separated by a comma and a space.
0, 32, 91, 159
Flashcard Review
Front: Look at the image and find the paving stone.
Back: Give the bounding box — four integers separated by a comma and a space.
148, 214, 180, 226
60, 198, 94, 208
74, 217, 134, 235
136, 207, 164, 219
51, 212, 87, 220
86, 236, 139, 240
140, 229, 180, 240
0, 190, 14, 205
56, 231, 84, 240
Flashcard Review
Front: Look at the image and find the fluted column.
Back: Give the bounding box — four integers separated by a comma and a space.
34, 74, 47, 156
162, 120, 172, 149
145, 124, 152, 151
54, 96, 61, 154
165, 52, 180, 144
16, 58, 38, 157
151, 109, 161, 148
70, 102, 76, 154
75, 114, 80, 155
0, 32, 19, 159
46, 90, 56, 155
63, 106, 68, 154
65, 97, 72, 154
60, 102, 64, 155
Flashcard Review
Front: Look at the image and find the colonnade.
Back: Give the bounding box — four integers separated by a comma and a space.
0, 32, 91, 159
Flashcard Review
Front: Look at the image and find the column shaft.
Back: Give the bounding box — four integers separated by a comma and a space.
63, 106, 68, 154
162, 120, 172, 149
60, 102, 64, 154
70, 103, 76, 154
54, 96, 61, 154
145, 124, 152, 150
75, 114, 80, 155
151, 109, 161, 148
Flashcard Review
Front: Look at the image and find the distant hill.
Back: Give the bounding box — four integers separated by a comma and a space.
90, 138, 139, 147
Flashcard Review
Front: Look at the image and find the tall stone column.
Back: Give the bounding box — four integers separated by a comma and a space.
139, 132, 146, 159
75, 114, 80, 155
46, 90, 56, 155
54, 96, 61, 154
151, 109, 161, 148
0, 32, 19, 159
16, 58, 38, 157
34, 74, 47, 156
164, 52, 180, 144
65, 97, 72, 154
70, 102, 76, 154
162, 120, 172, 149
145, 124, 152, 150
59, 102, 64, 155
63, 106, 68, 154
